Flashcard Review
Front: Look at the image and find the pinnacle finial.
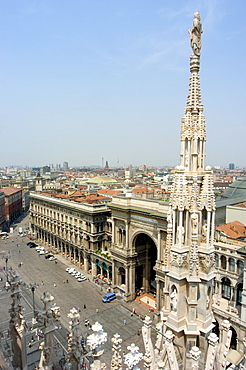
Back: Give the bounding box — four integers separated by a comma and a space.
188, 12, 203, 56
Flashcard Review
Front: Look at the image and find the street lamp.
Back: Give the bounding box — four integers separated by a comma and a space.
29, 283, 38, 321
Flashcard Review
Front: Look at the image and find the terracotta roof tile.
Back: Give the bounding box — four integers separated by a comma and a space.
216, 221, 246, 239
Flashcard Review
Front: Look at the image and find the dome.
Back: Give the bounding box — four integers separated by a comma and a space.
222, 178, 246, 199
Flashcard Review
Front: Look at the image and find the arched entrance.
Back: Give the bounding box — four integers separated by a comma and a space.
134, 233, 157, 294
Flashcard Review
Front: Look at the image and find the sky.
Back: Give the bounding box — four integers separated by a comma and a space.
0, 0, 245, 169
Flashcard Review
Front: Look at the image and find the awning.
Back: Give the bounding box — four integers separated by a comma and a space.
227, 349, 243, 365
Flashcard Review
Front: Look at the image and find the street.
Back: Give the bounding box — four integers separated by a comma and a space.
0, 214, 156, 367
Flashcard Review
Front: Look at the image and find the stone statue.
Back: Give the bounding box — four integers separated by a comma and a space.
170, 288, 178, 312
188, 12, 203, 56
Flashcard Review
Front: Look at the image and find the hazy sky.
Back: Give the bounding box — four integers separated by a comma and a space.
0, 0, 245, 169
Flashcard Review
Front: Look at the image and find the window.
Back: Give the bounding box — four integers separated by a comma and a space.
221, 255, 226, 270
222, 277, 231, 300
229, 258, 235, 272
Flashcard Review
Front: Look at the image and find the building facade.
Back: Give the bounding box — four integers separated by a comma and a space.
0, 191, 6, 230
29, 192, 113, 282
0, 187, 23, 226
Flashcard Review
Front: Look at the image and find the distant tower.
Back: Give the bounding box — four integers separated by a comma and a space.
229, 163, 235, 170
164, 13, 216, 369
104, 161, 109, 170
63, 161, 69, 171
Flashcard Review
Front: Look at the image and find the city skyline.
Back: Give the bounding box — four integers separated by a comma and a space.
0, 0, 245, 168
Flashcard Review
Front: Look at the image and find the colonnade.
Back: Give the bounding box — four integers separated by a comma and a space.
33, 225, 112, 283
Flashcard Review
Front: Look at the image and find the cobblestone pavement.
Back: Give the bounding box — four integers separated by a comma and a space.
0, 214, 158, 368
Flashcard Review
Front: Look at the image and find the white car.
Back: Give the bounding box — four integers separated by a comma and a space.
49, 256, 57, 261
39, 250, 47, 255
71, 271, 79, 276
68, 268, 76, 274
36, 246, 44, 251
78, 276, 87, 282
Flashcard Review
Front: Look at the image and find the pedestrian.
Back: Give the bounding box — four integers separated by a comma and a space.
63, 280, 65, 284
54, 282, 57, 287
41, 281, 44, 285
96, 308, 99, 313
66, 279, 69, 283
123, 319, 126, 325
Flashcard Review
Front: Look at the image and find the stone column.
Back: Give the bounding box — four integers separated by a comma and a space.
92, 261, 97, 277
111, 260, 116, 287
84, 257, 88, 272
129, 262, 136, 300
157, 230, 161, 261
205, 333, 218, 370
38, 292, 59, 369
125, 220, 129, 250
156, 280, 161, 313
238, 250, 246, 322
124, 265, 131, 302
66, 308, 83, 369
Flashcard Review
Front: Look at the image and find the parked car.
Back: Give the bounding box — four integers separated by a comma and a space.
78, 276, 87, 282
36, 247, 44, 252
45, 254, 54, 259
65, 268, 71, 272
29, 243, 37, 248
39, 250, 48, 255
49, 256, 57, 261
71, 271, 79, 276
68, 268, 76, 274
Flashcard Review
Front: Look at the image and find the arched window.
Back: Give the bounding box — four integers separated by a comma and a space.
237, 260, 244, 275
221, 255, 226, 270
230, 327, 237, 350
229, 258, 235, 272
222, 277, 231, 300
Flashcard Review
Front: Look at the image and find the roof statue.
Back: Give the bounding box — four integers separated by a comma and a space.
188, 12, 203, 56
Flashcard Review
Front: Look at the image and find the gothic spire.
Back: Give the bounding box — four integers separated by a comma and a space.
180, 12, 206, 172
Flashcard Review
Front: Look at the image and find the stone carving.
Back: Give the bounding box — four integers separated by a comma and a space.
170, 252, 188, 267
111, 333, 122, 370
177, 225, 185, 245
191, 213, 198, 236
188, 12, 203, 56
189, 242, 199, 276
170, 287, 178, 312
66, 308, 83, 367
124, 343, 143, 370
199, 253, 215, 273
201, 223, 207, 242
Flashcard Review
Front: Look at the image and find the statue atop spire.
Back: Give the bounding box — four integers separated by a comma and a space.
188, 12, 203, 56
